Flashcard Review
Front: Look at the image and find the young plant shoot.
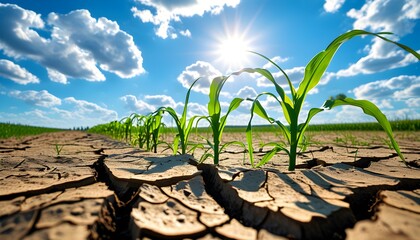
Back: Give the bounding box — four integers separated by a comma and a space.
161, 78, 201, 155
197, 75, 246, 164
233, 30, 420, 171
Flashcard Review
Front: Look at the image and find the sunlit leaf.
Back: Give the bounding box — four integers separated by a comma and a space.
323, 98, 405, 164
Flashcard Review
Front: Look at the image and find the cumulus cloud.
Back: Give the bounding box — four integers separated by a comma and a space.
320, 0, 420, 84
120, 95, 155, 114
3, 91, 117, 127
47, 68, 68, 84
64, 97, 118, 121
0, 4, 144, 84
353, 75, 420, 108
333, 39, 419, 78
383, 107, 420, 120
9, 90, 61, 107
353, 75, 419, 98
144, 95, 181, 109
236, 86, 257, 99
347, 0, 420, 36
184, 102, 207, 117
120, 94, 183, 114
120, 94, 207, 122
406, 98, 420, 107
131, 0, 240, 39
0, 59, 39, 84
324, 0, 346, 13
179, 29, 192, 37
177, 61, 222, 94
48, 10, 145, 78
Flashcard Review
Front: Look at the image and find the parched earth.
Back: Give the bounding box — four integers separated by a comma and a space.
0, 131, 419, 239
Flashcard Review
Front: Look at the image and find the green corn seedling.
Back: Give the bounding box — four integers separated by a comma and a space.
233, 30, 419, 170
161, 78, 201, 155
119, 113, 137, 143
142, 110, 165, 153
54, 143, 63, 157
197, 76, 246, 164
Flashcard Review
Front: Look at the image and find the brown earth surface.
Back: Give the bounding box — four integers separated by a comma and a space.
0, 131, 419, 239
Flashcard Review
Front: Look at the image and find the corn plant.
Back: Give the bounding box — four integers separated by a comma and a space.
233, 30, 419, 170
142, 110, 165, 153
161, 78, 201, 155
54, 143, 63, 157
119, 113, 138, 143
197, 76, 246, 164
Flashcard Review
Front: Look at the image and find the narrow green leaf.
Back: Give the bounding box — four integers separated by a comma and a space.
248, 51, 296, 96
273, 119, 291, 144
208, 76, 227, 116
255, 145, 289, 167
297, 108, 324, 145
233, 68, 294, 108
246, 120, 255, 167
181, 78, 201, 126
219, 98, 244, 136
323, 98, 405, 164
297, 30, 420, 101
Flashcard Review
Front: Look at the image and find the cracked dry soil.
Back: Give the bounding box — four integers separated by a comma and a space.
0, 131, 419, 240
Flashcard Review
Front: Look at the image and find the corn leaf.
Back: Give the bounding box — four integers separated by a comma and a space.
219, 98, 244, 140
255, 145, 289, 168
248, 51, 296, 96
323, 97, 405, 164
273, 119, 291, 145
208, 76, 226, 116
233, 68, 294, 109
297, 30, 420, 104
297, 108, 324, 145
181, 78, 201, 126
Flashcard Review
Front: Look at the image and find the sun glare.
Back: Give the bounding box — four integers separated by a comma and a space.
215, 32, 256, 72
218, 36, 250, 68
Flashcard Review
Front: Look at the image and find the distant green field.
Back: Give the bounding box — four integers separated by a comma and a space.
196, 119, 420, 133
0, 123, 66, 139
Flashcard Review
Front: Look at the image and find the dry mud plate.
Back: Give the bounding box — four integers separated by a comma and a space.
0, 131, 419, 239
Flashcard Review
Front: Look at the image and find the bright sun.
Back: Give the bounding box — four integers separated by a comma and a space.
216, 35, 252, 70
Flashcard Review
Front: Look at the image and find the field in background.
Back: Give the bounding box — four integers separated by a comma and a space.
217, 119, 420, 133
0, 123, 66, 139
1, 119, 418, 141
88, 119, 420, 150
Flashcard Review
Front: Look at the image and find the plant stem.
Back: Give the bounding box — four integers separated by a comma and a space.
213, 136, 220, 165
289, 114, 299, 171
213, 117, 220, 165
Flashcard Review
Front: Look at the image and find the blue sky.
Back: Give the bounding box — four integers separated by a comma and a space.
0, 0, 419, 128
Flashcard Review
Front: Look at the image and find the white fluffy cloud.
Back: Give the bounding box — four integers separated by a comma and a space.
321, 0, 420, 84
347, 0, 420, 35
120, 93, 207, 120
177, 61, 222, 94
0, 59, 39, 84
0, 103, 117, 128
353, 75, 420, 108
120, 95, 155, 114
63, 97, 118, 121
236, 86, 257, 99
406, 98, 420, 107
334, 39, 418, 78
9, 90, 61, 107
324, 0, 346, 13
120, 94, 183, 114
131, 0, 240, 39
179, 29, 192, 37
0, 4, 145, 84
